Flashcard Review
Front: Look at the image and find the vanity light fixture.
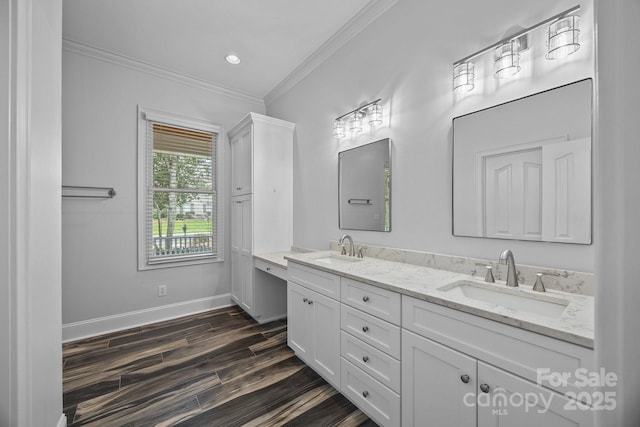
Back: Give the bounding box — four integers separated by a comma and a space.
452, 5, 581, 92
333, 99, 383, 139
333, 119, 346, 138
546, 15, 581, 59
368, 102, 383, 126
494, 39, 521, 79
453, 62, 475, 92
349, 112, 364, 133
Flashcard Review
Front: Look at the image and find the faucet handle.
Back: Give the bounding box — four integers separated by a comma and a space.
484, 266, 495, 283
533, 273, 546, 292
357, 246, 367, 259
340, 244, 347, 255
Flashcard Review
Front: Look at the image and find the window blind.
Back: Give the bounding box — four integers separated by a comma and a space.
145, 121, 218, 263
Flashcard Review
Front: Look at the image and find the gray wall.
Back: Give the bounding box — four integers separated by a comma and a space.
61, 49, 265, 326
595, 0, 640, 425
266, 0, 595, 273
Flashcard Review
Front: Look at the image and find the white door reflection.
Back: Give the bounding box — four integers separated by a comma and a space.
475, 137, 590, 242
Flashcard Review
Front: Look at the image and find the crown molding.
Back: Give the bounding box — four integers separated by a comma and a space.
62, 38, 264, 106
264, 0, 399, 106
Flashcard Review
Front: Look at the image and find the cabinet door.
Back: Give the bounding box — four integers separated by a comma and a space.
309, 290, 341, 388
402, 330, 477, 427
231, 126, 252, 196
239, 252, 253, 313
231, 195, 252, 312
287, 282, 310, 361
240, 196, 252, 254
477, 362, 593, 427
230, 250, 241, 304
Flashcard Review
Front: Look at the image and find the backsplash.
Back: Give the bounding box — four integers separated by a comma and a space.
329, 241, 594, 296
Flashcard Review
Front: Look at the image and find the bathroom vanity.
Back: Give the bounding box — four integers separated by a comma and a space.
285, 250, 594, 427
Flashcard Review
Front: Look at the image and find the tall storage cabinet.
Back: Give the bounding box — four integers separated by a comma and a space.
228, 113, 295, 323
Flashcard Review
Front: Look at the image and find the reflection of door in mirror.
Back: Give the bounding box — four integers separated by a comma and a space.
453, 78, 592, 244
483, 147, 542, 240
476, 137, 590, 242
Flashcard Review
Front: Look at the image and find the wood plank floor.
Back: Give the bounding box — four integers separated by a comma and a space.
63, 306, 377, 426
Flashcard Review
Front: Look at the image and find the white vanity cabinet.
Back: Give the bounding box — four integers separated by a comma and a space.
340, 278, 401, 427
287, 264, 341, 388
228, 113, 294, 323
402, 295, 594, 427
285, 256, 594, 427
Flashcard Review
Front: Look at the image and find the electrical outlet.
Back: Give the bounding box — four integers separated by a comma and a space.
158, 285, 167, 297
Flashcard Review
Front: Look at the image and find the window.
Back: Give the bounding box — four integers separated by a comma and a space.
138, 107, 222, 269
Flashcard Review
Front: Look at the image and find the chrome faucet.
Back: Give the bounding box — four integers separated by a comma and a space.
339, 234, 355, 257
498, 249, 518, 287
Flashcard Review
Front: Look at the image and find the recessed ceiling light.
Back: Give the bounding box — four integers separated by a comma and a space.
225, 53, 241, 65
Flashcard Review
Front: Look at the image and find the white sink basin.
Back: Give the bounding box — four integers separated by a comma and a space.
438, 280, 569, 318
312, 254, 363, 266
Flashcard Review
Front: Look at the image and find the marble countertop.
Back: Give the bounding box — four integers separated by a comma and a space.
254, 251, 291, 268
285, 250, 594, 349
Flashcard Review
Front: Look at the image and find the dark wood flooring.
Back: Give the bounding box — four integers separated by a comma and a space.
62, 306, 377, 426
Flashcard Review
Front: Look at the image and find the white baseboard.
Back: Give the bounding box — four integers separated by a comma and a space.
57, 413, 67, 427
62, 294, 233, 343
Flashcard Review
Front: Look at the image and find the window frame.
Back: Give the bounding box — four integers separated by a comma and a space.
137, 106, 224, 270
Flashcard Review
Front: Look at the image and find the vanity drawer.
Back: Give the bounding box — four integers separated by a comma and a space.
341, 305, 400, 359
341, 278, 401, 325
288, 262, 340, 300
341, 358, 400, 427
341, 331, 400, 393
254, 258, 287, 281
402, 295, 595, 396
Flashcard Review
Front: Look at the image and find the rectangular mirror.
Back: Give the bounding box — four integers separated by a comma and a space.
339, 138, 391, 232
453, 79, 592, 244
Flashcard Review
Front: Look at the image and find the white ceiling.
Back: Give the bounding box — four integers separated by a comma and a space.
62, 0, 374, 100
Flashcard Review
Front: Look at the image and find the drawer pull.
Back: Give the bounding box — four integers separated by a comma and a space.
266, 267, 271, 271
362, 391, 370, 398
362, 356, 370, 363
362, 326, 369, 333
460, 374, 470, 384
480, 384, 490, 393
236, 186, 242, 190
362, 296, 370, 302
307, 300, 313, 305
303, 298, 308, 303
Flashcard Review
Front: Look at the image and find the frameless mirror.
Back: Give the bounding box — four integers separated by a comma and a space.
339, 138, 391, 232
453, 79, 592, 244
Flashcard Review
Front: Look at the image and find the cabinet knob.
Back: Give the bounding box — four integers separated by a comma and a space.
460, 374, 470, 384
307, 300, 313, 305
362, 296, 370, 302
362, 391, 369, 398
236, 187, 241, 190
266, 267, 271, 271
362, 326, 369, 333
302, 298, 308, 303
480, 384, 490, 393
362, 356, 370, 363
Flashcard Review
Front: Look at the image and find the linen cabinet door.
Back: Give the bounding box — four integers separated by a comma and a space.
230, 126, 252, 196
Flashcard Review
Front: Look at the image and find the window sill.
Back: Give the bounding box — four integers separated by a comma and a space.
138, 254, 224, 271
